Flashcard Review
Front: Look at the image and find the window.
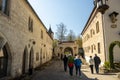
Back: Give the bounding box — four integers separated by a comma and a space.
98, 43, 100, 53
0, 0, 2, 10
41, 30, 43, 39
96, 21, 99, 33
40, 48, 42, 59
36, 52, 39, 61
28, 17, 33, 32
0, 0, 10, 16
91, 45, 93, 53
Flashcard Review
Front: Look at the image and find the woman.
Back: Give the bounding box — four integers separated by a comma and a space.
74, 55, 82, 77
89, 56, 94, 74
68, 54, 74, 76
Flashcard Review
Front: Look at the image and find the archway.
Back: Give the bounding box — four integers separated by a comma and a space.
29, 47, 34, 69
0, 43, 11, 78
40, 48, 42, 65
0, 34, 12, 78
22, 46, 28, 74
28, 47, 34, 75
109, 41, 120, 69
64, 47, 73, 55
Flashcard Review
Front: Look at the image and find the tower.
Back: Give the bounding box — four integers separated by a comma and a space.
48, 26, 54, 39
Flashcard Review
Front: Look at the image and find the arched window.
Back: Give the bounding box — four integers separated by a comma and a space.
96, 21, 100, 33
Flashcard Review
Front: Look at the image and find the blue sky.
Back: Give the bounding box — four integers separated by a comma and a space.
28, 0, 94, 37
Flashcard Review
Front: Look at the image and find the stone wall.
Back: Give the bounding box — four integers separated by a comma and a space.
81, 0, 120, 65
82, 12, 105, 65
0, 0, 53, 78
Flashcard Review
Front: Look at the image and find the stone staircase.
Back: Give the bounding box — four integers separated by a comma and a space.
114, 62, 120, 79
114, 62, 120, 71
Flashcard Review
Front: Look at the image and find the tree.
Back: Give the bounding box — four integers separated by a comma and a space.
66, 30, 76, 41
76, 35, 82, 48
52, 39, 58, 56
56, 23, 67, 41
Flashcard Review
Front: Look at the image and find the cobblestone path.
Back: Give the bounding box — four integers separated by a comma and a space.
31, 59, 95, 80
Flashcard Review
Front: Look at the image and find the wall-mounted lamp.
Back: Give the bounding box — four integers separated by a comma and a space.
109, 11, 119, 23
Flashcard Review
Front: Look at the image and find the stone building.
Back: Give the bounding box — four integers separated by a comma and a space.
54, 40, 79, 57
81, 0, 120, 65
0, 0, 53, 78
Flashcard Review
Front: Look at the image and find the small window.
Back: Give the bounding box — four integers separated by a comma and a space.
36, 52, 39, 61
28, 17, 33, 32
98, 43, 100, 53
41, 30, 43, 39
0, 0, 10, 16
40, 48, 42, 59
96, 21, 99, 33
0, 0, 2, 10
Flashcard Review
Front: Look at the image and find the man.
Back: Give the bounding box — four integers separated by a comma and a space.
63, 55, 68, 72
94, 54, 101, 74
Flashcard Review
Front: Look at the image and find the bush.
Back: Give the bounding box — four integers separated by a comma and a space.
104, 62, 110, 69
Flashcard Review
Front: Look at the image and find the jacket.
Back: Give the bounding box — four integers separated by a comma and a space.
74, 58, 82, 67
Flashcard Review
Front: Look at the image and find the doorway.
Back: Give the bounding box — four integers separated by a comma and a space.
0, 45, 8, 77
22, 46, 28, 74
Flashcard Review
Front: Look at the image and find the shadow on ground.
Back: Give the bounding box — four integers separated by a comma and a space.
99, 73, 116, 75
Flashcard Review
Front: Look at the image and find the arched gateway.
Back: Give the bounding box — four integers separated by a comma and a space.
64, 47, 73, 55
109, 41, 120, 69
55, 41, 79, 56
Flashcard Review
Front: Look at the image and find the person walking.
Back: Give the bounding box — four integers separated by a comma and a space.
94, 54, 101, 74
68, 54, 74, 76
74, 55, 82, 77
63, 55, 68, 72
89, 56, 94, 74
61, 54, 63, 60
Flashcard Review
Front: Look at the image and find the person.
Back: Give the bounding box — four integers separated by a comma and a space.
94, 54, 101, 74
61, 54, 63, 60
68, 54, 74, 76
29, 65, 33, 75
63, 55, 68, 72
89, 56, 94, 74
74, 55, 82, 77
